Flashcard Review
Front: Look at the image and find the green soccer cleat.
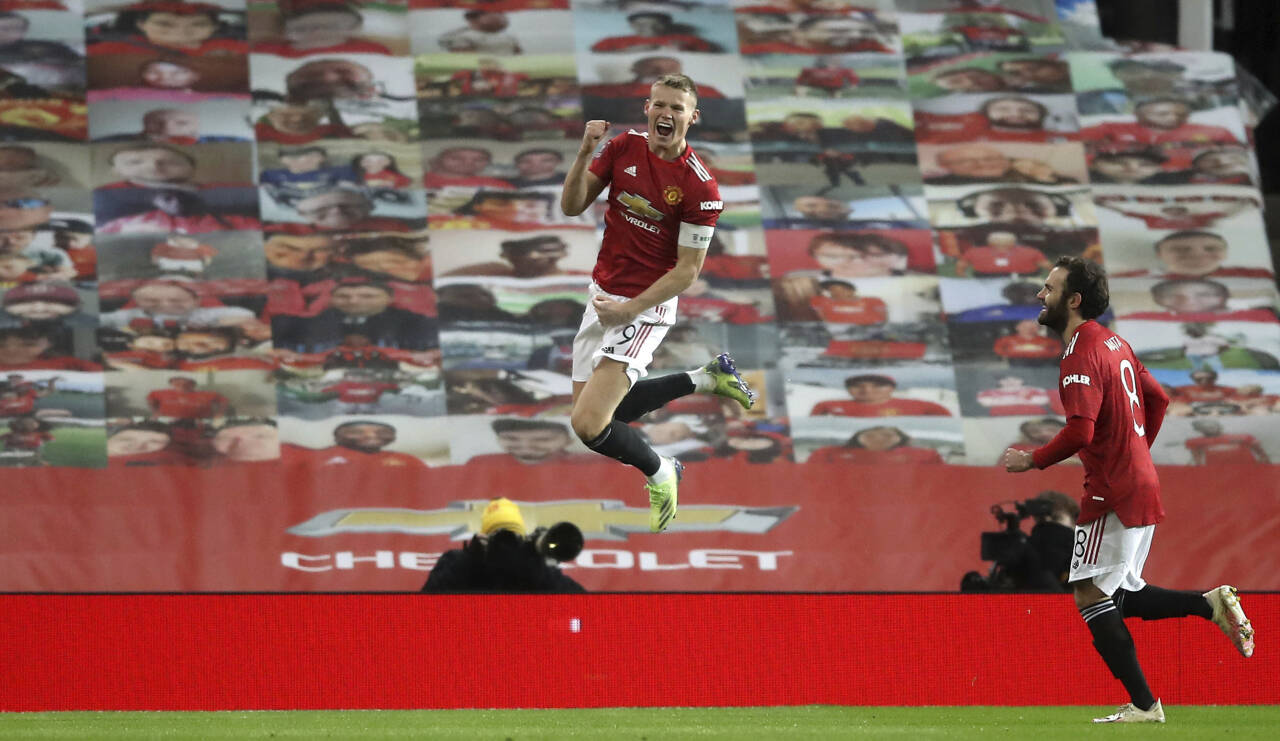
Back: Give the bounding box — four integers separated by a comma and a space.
704, 353, 756, 410
646, 457, 683, 533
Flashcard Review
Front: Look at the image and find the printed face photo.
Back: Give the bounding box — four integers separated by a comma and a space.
907, 52, 1073, 98
87, 53, 250, 99
926, 183, 1098, 229
911, 92, 1078, 144
250, 3, 410, 56
95, 231, 266, 282
410, 7, 575, 56
249, 54, 419, 130
418, 97, 585, 142
744, 53, 907, 102
278, 413, 451, 467
1112, 319, 1280, 373
784, 364, 959, 420
918, 141, 1087, 186
88, 99, 254, 143
416, 52, 578, 101
90, 142, 253, 189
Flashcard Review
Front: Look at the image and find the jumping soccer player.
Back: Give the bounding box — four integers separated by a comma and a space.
560, 73, 755, 533
1001, 256, 1254, 724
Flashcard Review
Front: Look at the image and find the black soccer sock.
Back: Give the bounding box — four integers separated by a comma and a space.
1113, 585, 1213, 621
584, 420, 661, 477
612, 373, 695, 423
1081, 600, 1157, 711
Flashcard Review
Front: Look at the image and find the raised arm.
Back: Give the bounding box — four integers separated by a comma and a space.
561, 120, 611, 217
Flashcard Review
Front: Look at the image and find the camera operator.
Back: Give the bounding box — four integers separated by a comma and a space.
963, 490, 1078, 592
421, 498, 585, 593
1008, 491, 1078, 591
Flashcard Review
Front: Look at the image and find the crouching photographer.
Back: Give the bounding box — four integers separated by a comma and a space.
961, 490, 1078, 593
422, 498, 585, 593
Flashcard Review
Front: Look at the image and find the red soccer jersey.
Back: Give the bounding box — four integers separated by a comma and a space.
252, 39, 393, 57
1172, 383, 1237, 403
281, 443, 428, 469
589, 131, 722, 297
677, 296, 767, 323
589, 34, 718, 53
1, 430, 52, 450
810, 296, 887, 324
362, 170, 413, 189
65, 247, 97, 281
741, 39, 892, 54
449, 69, 529, 97
1115, 210, 1226, 229
465, 451, 600, 466
925, 4, 1048, 21
1082, 121, 1240, 147
823, 340, 927, 359
961, 245, 1048, 275
88, 38, 249, 56
254, 121, 352, 144
1185, 434, 1265, 465
809, 398, 952, 417
700, 254, 767, 280
146, 389, 227, 419
955, 26, 1023, 42
322, 380, 399, 404
1, 357, 100, 371
178, 356, 275, 371
807, 445, 944, 465
796, 67, 859, 90
915, 112, 1057, 144
422, 173, 514, 189
151, 242, 217, 261
993, 334, 1061, 359
0, 390, 37, 416
1049, 321, 1164, 526
976, 386, 1052, 415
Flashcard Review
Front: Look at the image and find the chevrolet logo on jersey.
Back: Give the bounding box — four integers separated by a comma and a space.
288, 499, 797, 540
617, 191, 665, 221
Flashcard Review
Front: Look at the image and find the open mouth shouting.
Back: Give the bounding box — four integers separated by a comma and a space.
654, 119, 675, 138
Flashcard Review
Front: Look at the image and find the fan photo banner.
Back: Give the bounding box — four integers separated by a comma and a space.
1, 0, 1278, 592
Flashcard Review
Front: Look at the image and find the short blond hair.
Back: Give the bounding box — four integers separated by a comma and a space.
653, 73, 698, 102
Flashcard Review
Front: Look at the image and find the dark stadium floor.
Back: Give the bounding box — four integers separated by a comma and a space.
3, 705, 1280, 739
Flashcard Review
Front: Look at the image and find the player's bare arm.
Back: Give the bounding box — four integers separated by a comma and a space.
591, 245, 706, 327
561, 119, 610, 216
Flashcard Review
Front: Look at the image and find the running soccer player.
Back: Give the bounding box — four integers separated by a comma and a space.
560, 73, 756, 533
1001, 256, 1254, 724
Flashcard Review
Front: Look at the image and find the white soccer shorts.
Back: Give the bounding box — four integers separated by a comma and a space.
571, 282, 677, 386
1068, 511, 1154, 596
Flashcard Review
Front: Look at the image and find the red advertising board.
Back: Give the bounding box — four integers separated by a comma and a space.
1, 593, 1274, 711
2, 460, 1276, 592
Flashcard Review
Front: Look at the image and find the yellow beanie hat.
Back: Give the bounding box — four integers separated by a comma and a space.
480, 497, 526, 536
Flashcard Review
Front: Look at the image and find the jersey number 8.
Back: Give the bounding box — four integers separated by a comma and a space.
1118, 358, 1146, 438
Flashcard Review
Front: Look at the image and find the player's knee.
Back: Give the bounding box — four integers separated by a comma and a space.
570, 411, 607, 444
1071, 581, 1106, 610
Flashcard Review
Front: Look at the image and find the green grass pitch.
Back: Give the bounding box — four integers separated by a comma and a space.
3, 706, 1278, 740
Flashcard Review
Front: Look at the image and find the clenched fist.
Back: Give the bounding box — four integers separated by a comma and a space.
580, 119, 610, 155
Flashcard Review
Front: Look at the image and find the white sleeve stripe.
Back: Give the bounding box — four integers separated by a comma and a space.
687, 152, 712, 182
